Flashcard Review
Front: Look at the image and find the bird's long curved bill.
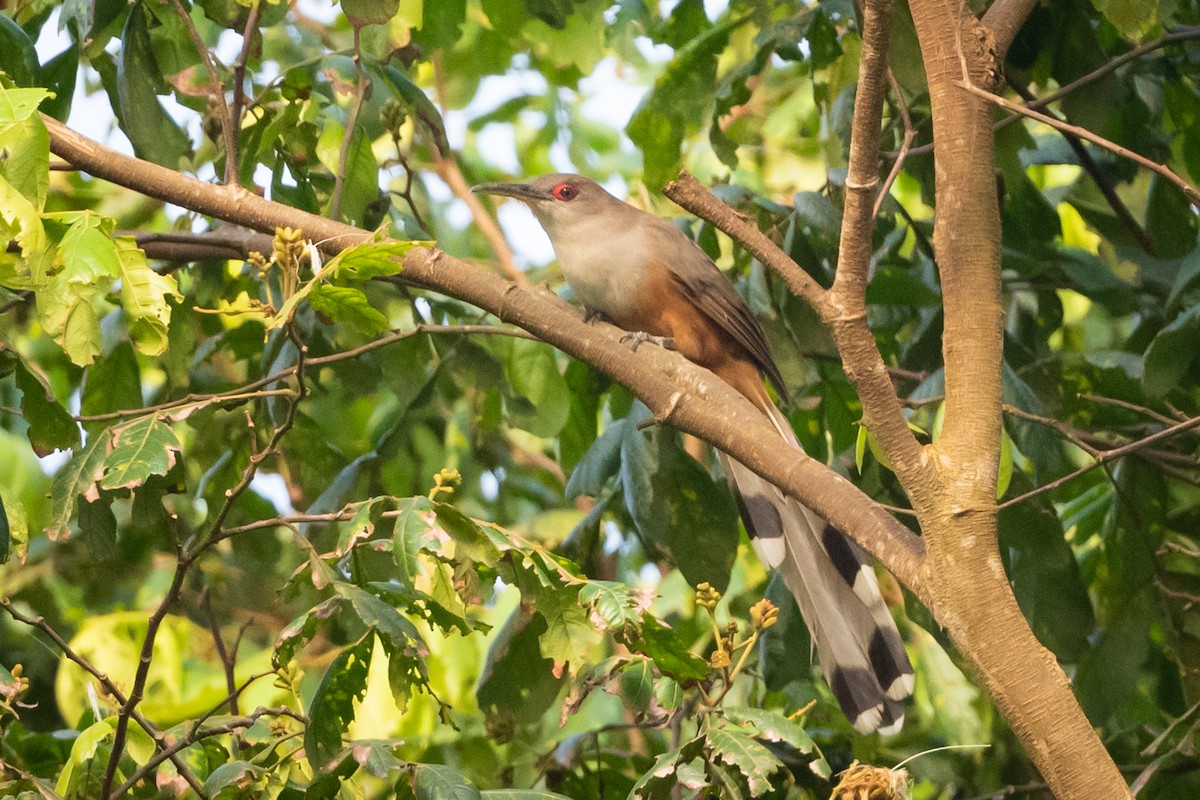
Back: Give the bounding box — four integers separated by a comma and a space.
470, 182, 552, 202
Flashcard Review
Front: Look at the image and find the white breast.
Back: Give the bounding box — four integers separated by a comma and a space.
550, 215, 649, 318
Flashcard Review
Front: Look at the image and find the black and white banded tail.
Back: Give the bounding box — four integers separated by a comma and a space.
718, 402, 913, 734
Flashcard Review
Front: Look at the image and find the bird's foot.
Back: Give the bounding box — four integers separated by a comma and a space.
620, 331, 677, 352
582, 307, 610, 325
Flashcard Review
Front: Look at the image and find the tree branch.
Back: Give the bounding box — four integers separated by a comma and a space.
41, 114, 926, 594
980, 0, 1039, 60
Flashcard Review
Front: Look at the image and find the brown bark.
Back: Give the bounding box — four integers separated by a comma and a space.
903, 1, 1132, 797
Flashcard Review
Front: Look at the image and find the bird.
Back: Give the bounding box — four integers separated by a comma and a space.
472, 174, 914, 734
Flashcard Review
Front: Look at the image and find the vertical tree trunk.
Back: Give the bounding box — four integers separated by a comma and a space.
906, 1, 1132, 797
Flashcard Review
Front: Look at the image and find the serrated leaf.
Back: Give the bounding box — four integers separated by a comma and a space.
393, 495, 436, 585
46, 432, 108, 540
306, 636, 373, 773
335, 583, 422, 647
535, 587, 601, 670
114, 237, 180, 356
14, 360, 80, 456
310, 284, 390, 335
579, 580, 641, 630
100, 415, 181, 491
350, 739, 405, 778
706, 722, 784, 797
0, 110, 50, 211
332, 240, 419, 280
275, 596, 342, 667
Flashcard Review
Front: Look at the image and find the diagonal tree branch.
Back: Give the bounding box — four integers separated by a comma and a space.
41, 113, 927, 594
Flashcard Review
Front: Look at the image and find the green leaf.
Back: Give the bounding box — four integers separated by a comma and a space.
335, 583, 422, 648
723, 708, 829, 778
579, 581, 641, 630
622, 613, 709, 682
535, 585, 601, 669
343, 739, 402, 779
412, 763, 482, 800
316, 118, 379, 226
393, 495, 436, 585
100, 415, 182, 491
310, 284, 390, 335
332, 240, 417, 280
45, 431, 108, 540
411, 0, 467, 51
0, 173, 48, 273
480, 791, 574, 800
565, 416, 626, 498
78, 494, 118, 560
0, 107, 50, 211
620, 407, 739, 590
627, 16, 743, 188
114, 237, 181, 356
80, 341, 143, 427
706, 721, 784, 797
116, 1, 192, 167
1144, 304, 1200, 397
998, 485, 1095, 661
498, 338, 570, 437
14, 360, 80, 456
306, 636, 373, 773
629, 735, 706, 799
477, 607, 565, 728
343, 0, 400, 28
0, 16, 40, 88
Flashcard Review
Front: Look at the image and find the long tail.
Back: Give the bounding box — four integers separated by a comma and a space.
717, 400, 913, 734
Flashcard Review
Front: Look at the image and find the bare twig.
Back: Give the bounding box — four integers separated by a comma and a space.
229, 0, 264, 176
163, 0, 237, 185
1006, 79, 1155, 255
330, 27, 370, 222
955, 76, 1200, 206
0, 598, 208, 798
200, 590, 240, 716
998, 412, 1200, 509
109, 707, 302, 799
874, 71, 915, 220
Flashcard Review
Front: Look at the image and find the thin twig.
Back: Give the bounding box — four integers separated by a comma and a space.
874, 71, 915, 220
163, 0, 237, 185
330, 27, 370, 222
0, 598, 208, 798
955, 76, 1200, 206
228, 0, 264, 180
109, 708, 302, 799
200, 590, 240, 716
1006, 78, 1155, 255
998, 412, 1200, 509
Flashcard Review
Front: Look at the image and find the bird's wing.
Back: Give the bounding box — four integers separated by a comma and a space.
648, 223, 788, 396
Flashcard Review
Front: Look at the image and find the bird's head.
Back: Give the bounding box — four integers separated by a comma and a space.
471, 174, 620, 240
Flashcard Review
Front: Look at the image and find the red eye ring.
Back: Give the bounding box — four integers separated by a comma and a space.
552, 182, 578, 201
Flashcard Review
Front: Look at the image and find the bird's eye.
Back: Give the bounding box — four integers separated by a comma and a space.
552, 183, 578, 201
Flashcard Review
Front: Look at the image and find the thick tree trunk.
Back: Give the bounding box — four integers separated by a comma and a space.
906, 1, 1132, 797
